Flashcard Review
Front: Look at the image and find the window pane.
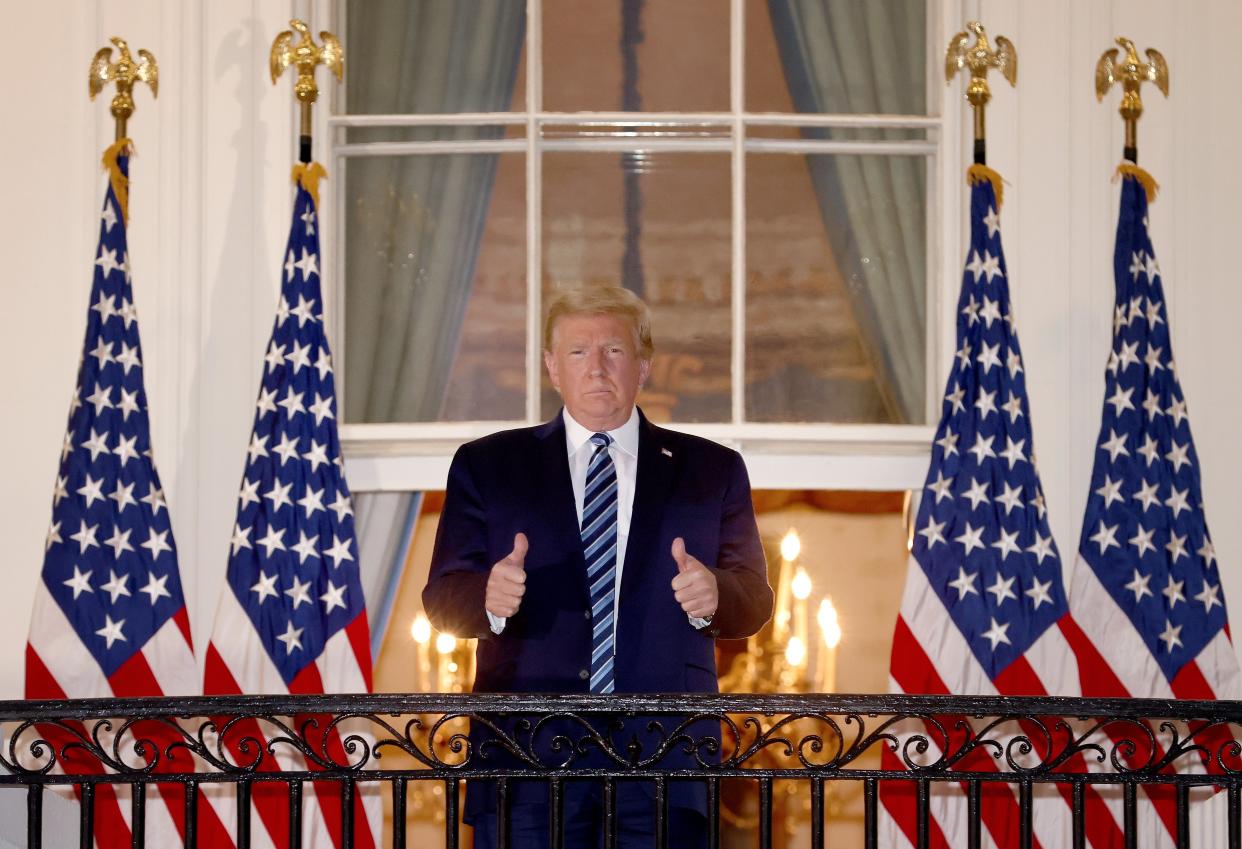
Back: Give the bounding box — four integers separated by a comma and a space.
746, 0, 927, 115
746, 152, 927, 423
346, 0, 526, 114
542, 0, 730, 113
541, 152, 731, 423
343, 153, 526, 423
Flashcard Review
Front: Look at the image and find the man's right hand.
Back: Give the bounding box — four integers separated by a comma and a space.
485, 533, 528, 618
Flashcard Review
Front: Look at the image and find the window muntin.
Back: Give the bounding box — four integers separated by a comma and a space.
334, 0, 939, 438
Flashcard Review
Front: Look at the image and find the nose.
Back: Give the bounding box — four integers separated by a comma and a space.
586, 347, 606, 374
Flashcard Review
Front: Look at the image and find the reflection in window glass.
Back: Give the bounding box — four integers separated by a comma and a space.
746, 152, 926, 424
343, 154, 526, 423
541, 152, 732, 423
542, 0, 729, 113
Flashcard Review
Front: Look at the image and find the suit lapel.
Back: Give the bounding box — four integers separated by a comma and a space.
533, 415, 586, 581
618, 411, 676, 608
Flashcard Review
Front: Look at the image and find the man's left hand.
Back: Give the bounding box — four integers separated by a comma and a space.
670, 537, 718, 619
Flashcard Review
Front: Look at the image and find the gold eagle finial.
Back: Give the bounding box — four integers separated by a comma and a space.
946, 22, 1016, 163
88, 37, 158, 141
945, 21, 1017, 106
1096, 37, 1168, 159
271, 19, 343, 163
1095, 37, 1168, 105
270, 19, 344, 106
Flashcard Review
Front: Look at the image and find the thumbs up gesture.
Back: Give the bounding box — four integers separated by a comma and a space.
670, 537, 718, 620
485, 533, 528, 618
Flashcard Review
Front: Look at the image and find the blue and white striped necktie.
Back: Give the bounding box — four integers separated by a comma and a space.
581, 432, 618, 694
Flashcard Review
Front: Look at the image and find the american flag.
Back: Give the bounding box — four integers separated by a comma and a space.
201, 165, 380, 848
25, 143, 207, 846
1065, 168, 1241, 843
882, 168, 1127, 849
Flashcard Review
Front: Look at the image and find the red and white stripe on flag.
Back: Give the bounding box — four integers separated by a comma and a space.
25, 145, 231, 847
202, 589, 378, 849
1068, 168, 1240, 704
200, 166, 381, 848
882, 168, 1153, 849
1060, 167, 1242, 846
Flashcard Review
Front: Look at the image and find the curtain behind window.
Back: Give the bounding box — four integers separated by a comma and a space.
344, 1, 525, 651
345, 0, 525, 422
767, 0, 927, 423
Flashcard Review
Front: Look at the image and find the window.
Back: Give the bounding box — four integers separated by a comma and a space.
328, 0, 953, 493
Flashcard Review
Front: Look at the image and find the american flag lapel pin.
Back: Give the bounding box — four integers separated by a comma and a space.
661, 447, 673, 458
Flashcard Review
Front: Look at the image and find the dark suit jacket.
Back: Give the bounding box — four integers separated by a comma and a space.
422, 408, 772, 817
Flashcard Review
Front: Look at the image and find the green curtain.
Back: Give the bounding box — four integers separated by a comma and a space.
767, 0, 927, 423
344, 0, 525, 650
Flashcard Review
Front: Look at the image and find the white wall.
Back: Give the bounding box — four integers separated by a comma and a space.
4, 0, 1242, 705
3, 0, 296, 700
971, 0, 1242, 653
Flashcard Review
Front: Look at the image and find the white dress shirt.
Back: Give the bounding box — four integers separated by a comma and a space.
488, 408, 707, 635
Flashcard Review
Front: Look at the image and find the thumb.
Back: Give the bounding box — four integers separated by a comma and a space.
510, 532, 529, 568
671, 537, 691, 572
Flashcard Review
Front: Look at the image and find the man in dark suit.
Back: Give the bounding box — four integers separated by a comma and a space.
423, 286, 773, 848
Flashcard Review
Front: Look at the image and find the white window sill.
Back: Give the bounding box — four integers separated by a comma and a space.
341, 422, 934, 492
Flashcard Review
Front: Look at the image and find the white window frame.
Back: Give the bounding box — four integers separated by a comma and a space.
321, 0, 969, 492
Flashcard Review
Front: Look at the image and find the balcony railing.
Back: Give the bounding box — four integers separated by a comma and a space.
3, 693, 1240, 848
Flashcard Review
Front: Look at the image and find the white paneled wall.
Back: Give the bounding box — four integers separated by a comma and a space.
972, 0, 1242, 661
3, 0, 296, 701
4, 0, 1242, 707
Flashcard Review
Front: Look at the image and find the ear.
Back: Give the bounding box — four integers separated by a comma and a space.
544, 350, 560, 392
638, 357, 652, 389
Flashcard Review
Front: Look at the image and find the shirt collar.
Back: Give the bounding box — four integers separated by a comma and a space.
562, 407, 640, 458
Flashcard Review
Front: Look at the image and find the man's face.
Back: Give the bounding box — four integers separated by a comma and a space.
545, 313, 651, 432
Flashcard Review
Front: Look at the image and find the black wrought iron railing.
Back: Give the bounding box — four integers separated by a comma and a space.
3, 693, 1241, 848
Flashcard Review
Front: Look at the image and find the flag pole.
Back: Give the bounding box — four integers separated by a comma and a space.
271, 19, 344, 164
88, 38, 158, 144
945, 22, 1016, 167
1095, 37, 1169, 164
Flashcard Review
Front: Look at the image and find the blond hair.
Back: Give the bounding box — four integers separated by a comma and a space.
543, 286, 654, 359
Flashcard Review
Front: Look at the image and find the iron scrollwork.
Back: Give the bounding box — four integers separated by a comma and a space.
0, 694, 1238, 786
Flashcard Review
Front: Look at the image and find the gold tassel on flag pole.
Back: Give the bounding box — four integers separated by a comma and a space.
100, 140, 133, 225
88, 38, 158, 223
945, 21, 1016, 168
1095, 37, 1169, 165
271, 19, 343, 166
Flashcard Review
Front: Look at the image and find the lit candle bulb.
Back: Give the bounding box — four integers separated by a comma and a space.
435, 632, 457, 693
816, 598, 842, 692
780, 530, 801, 562
792, 568, 812, 599
411, 615, 432, 692
412, 616, 432, 643
774, 529, 800, 641
791, 567, 812, 668
785, 635, 806, 668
